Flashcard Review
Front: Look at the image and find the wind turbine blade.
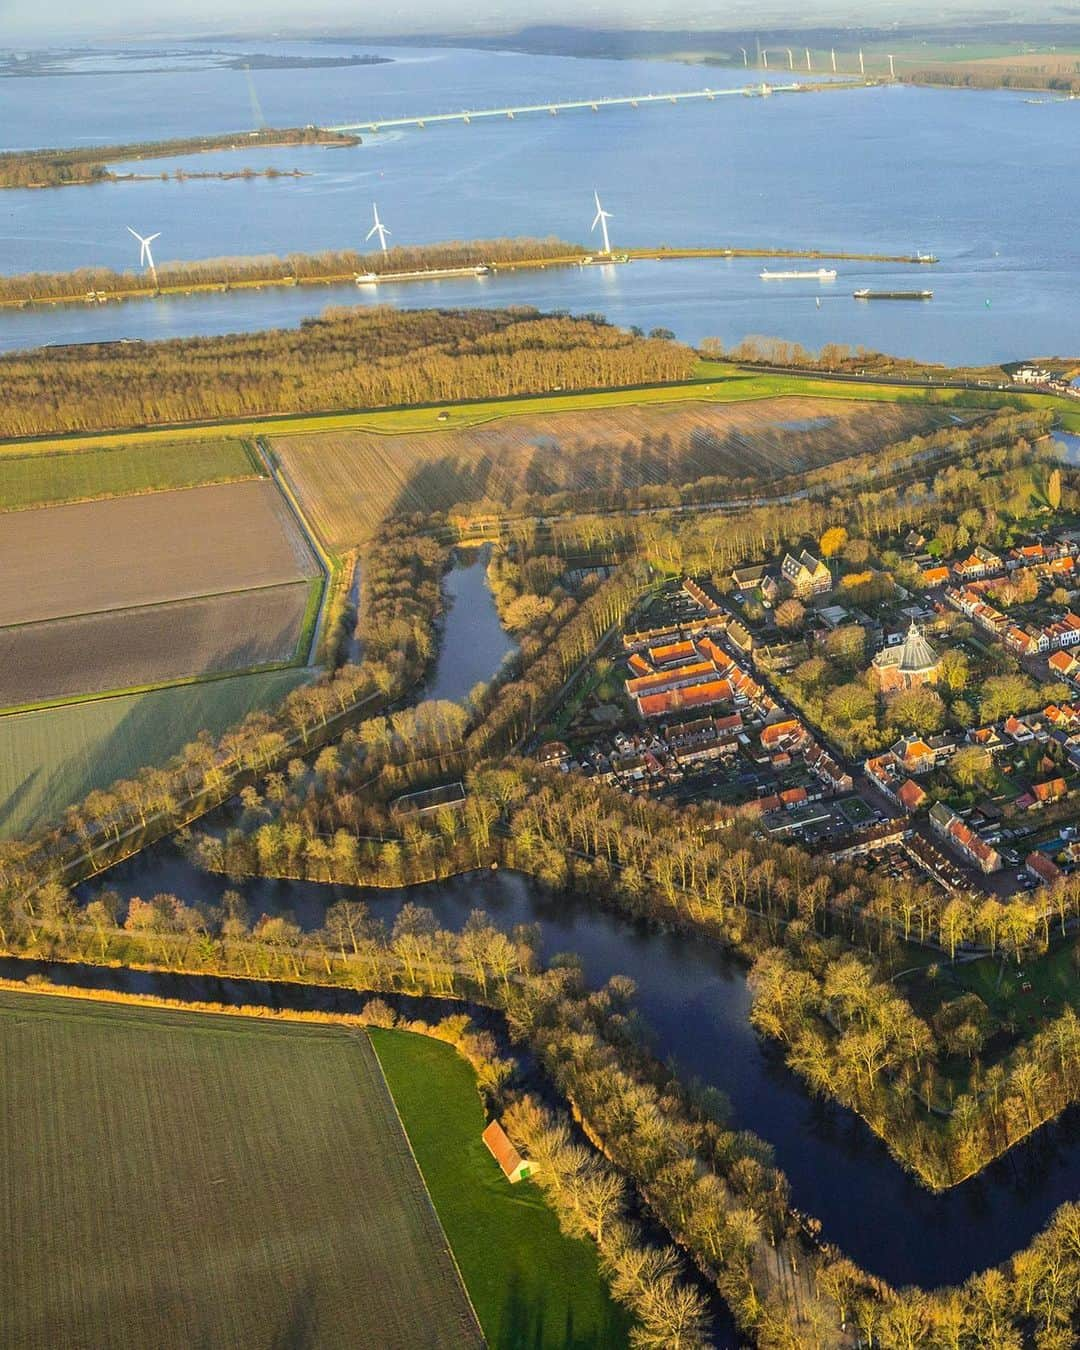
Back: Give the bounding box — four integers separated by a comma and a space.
146, 233, 161, 244
366, 224, 378, 240
127, 226, 143, 242
592, 211, 601, 230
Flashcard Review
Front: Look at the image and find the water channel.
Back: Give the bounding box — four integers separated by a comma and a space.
68, 859, 1080, 1292
424, 547, 518, 705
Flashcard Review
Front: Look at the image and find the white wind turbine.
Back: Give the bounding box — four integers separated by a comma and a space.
591, 191, 613, 256
127, 226, 161, 285
366, 203, 390, 252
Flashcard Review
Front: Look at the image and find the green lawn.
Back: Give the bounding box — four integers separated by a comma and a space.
939, 940, 1080, 1021
371, 1028, 630, 1350
0, 667, 310, 838
1, 993, 481, 1350
0, 436, 260, 510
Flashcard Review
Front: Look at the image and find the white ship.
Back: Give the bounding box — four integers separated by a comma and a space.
760, 267, 837, 281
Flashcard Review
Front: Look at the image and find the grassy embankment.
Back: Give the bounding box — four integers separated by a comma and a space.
0, 126, 359, 190
371, 1027, 630, 1349
0, 991, 481, 1349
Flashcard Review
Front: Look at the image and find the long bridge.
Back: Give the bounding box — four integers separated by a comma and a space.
326, 81, 863, 133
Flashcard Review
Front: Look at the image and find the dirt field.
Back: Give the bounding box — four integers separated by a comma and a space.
1, 994, 482, 1350
0, 479, 318, 627
0, 582, 312, 709
273, 397, 948, 547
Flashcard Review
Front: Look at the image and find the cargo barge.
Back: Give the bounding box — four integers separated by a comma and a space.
853, 289, 933, 300
760, 267, 837, 280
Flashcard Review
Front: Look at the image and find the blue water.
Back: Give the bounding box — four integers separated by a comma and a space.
1, 41, 1078, 362
1054, 432, 1080, 465
425, 549, 517, 705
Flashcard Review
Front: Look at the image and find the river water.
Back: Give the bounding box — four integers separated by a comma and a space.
2, 40, 1079, 362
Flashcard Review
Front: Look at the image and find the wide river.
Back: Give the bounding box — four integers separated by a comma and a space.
2, 39, 1078, 362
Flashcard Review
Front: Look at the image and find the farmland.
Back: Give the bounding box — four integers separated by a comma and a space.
371, 1028, 629, 1349
0, 992, 482, 1350
0, 582, 313, 709
272, 397, 950, 547
0, 478, 317, 626
0, 436, 260, 512
0, 668, 310, 837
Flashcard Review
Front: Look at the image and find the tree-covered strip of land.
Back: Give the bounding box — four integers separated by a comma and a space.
0, 309, 695, 438
371, 1027, 630, 1349
0, 991, 481, 1349
0, 437, 259, 512
0, 126, 358, 189
0, 238, 582, 304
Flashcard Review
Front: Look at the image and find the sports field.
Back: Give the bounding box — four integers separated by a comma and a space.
0, 993, 482, 1350
0, 436, 260, 512
0, 478, 316, 626
0, 668, 310, 837
372, 1028, 629, 1349
272, 398, 949, 546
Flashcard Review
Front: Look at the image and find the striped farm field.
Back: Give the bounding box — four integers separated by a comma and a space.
0, 993, 482, 1350
0, 436, 260, 512
0, 478, 317, 627
0, 582, 313, 710
272, 397, 949, 546
0, 668, 310, 837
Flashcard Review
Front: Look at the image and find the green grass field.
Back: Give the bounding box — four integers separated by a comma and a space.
0, 436, 260, 511
371, 1028, 629, 1350
0, 667, 310, 838
1, 993, 482, 1350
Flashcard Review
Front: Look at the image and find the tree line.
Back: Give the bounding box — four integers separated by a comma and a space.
0, 237, 582, 304
0, 307, 696, 437
0, 126, 357, 190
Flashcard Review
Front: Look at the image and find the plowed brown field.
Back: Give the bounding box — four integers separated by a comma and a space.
0, 582, 311, 708
0, 479, 317, 627
273, 397, 948, 547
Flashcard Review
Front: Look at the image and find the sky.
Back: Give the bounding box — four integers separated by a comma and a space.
7, 1, 1071, 44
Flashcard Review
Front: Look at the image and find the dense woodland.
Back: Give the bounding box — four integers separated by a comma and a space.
0, 237, 583, 304
0, 308, 695, 437
0, 126, 357, 189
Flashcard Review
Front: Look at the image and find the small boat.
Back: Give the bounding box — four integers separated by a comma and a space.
760, 267, 837, 280
354, 272, 379, 286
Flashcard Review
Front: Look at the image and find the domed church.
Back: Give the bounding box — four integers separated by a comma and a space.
870, 621, 941, 694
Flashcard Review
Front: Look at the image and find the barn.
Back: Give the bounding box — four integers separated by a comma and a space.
482, 1120, 534, 1184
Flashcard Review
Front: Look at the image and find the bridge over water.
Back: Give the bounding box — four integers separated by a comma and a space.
326, 81, 862, 133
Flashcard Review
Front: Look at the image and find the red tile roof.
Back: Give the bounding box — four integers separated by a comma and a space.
482, 1120, 526, 1179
